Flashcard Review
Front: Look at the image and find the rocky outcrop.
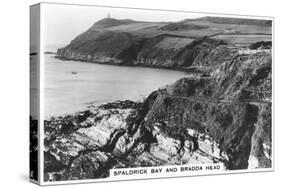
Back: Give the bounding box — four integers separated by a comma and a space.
56, 16, 271, 72
44, 100, 228, 181
140, 51, 272, 170
249, 41, 272, 50
44, 50, 272, 181
57, 33, 227, 72
46, 17, 272, 181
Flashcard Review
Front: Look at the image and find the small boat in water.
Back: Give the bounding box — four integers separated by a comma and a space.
71, 71, 78, 75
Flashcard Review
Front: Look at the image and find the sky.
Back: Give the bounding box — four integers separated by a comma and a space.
43, 3, 202, 51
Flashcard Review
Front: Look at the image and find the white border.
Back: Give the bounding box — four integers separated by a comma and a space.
37, 2, 274, 186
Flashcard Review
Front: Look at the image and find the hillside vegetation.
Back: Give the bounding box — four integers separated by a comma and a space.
57, 17, 272, 71
44, 16, 272, 181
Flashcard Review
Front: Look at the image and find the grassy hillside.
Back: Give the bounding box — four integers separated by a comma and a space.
43, 16, 272, 181
57, 16, 272, 70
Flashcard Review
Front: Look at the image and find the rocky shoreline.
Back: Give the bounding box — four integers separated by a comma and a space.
54, 55, 204, 74
44, 17, 272, 182
45, 48, 272, 181
56, 37, 227, 74
44, 100, 230, 181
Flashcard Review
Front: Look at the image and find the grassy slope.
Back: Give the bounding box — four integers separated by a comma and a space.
63, 16, 272, 47
51, 17, 273, 173
99, 17, 272, 36
57, 17, 272, 68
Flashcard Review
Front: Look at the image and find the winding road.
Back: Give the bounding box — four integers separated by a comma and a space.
158, 90, 271, 105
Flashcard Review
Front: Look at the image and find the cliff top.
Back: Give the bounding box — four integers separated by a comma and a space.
92, 18, 137, 28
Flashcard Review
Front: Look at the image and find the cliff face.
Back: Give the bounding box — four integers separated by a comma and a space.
57, 33, 226, 71
45, 17, 272, 181
56, 17, 271, 71
44, 100, 229, 181
140, 52, 272, 170
44, 51, 272, 181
